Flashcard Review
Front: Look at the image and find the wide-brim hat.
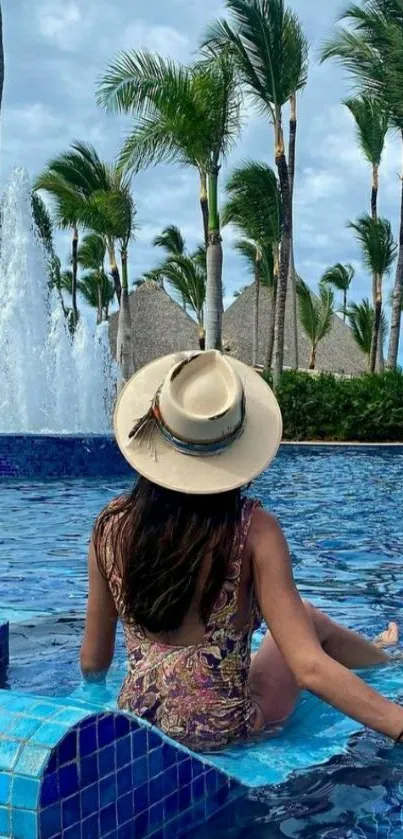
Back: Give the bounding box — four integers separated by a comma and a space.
114, 350, 282, 495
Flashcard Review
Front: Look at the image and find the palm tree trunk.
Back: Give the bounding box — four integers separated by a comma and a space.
371, 164, 378, 220
253, 258, 261, 367
273, 113, 292, 386
205, 166, 223, 351
343, 289, 347, 322
370, 274, 382, 374
199, 170, 209, 250
107, 240, 122, 305
198, 325, 206, 351
265, 281, 277, 372
71, 225, 79, 328
117, 249, 135, 386
309, 345, 316, 370
288, 94, 298, 370
96, 278, 102, 326
0, 5, 4, 115
387, 140, 403, 369
377, 319, 385, 373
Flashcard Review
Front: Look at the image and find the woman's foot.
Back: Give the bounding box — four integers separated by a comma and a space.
374, 622, 399, 648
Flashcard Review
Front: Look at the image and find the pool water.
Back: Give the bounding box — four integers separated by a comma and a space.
1, 447, 403, 836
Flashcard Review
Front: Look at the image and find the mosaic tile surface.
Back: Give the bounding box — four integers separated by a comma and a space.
0, 626, 8, 671
0, 436, 131, 480
0, 690, 241, 838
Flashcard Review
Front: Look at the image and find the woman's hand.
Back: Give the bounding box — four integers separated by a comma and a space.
251, 508, 403, 742
80, 537, 118, 681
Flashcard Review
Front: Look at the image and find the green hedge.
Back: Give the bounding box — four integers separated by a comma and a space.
263, 370, 403, 442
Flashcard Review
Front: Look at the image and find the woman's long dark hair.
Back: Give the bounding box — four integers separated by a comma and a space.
94, 476, 243, 634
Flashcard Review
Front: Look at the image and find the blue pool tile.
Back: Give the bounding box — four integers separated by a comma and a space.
192, 775, 205, 801
80, 782, 99, 820
59, 763, 79, 798
116, 735, 131, 768
12, 775, 39, 810
12, 808, 37, 839
134, 781, 149, 813
15, 745, 50, 777
116, 766, 131, 798
132, 756, 148, 786
0, 808, 8, 836
178, 783, 191, 810
8, 716, 41, 740
58, 731, 77, 766
97, 715, 115, 748
134, 811, 148, 837
79, 723, 96, 758
63, 825, 81, 839
0, 710, 13, 731
149, 774, 163, 803
81, 813, 99, 839
40, 772, 59, 808
205, 769, 217, 794
0, 738, 22, 771
6, 696, 36, 713
117, 791, 132, 826
52, 708, 87, 726
115, 825, 132, 839
62, 793, 80, 829
0, 772, 11, 806
80, 754, 98, 786
114, 716, 130, 740
45, 752, 57, 774
98, 744, 115, 777
100, 773, 117, 808
162, 765, 178, 797
178, 757, 191, 786
164, 791, 179, 821
30, 702, 59, 719
149, 801, 163, 832
147, 730, 161, 752
32, 722, 68, 748
100, 802, 116, 834
40, 802, 61, 838
162, 744, 176, 769
149, 747, 163, 775
191, 758, 204, 779
131, 729, 147, 759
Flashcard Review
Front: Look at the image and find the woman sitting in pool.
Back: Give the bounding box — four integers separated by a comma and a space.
81, 350, 403, 752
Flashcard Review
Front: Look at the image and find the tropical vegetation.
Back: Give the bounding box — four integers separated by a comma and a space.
27, 0, 403, 399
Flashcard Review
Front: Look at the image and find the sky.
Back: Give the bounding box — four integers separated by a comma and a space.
2, 0, 403, 327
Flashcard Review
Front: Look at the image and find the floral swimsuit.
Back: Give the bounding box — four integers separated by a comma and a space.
103, 498, 262, 752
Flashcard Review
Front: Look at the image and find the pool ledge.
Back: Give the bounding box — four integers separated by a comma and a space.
0, 689, 242, 839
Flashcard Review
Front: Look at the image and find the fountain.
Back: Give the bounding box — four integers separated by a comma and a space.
0, 169, 116, 434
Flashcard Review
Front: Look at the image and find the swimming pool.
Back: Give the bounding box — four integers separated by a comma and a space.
1, 446, 403, 836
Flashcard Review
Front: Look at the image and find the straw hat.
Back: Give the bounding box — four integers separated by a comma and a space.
114, 350, 282, 495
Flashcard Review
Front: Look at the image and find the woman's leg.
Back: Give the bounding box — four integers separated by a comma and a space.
248, 602, 398, 727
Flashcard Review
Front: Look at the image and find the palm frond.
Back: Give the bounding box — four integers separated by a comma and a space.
153, 225, 185, 256
162, 254, 206, 324
346, 297, 374, 355
321, 263, 355, 292
78, 270, 115, 309
223, 160, 281, 246
348, 214, 397, 276
77, 233, 106, 270
297, 279, 334, 344
344, 95, 389, 166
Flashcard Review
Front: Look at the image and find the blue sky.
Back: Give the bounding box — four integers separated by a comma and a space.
2, 0, 402, 323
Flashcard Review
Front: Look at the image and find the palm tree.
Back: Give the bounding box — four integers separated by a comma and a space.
162, 254, 206, 349
222, 161, 281, 368
348, 214, 397, 373
296, 280, 334, 370
77, 234, 110, 324
98, 51, 241, 349
345, 96, 389, 219
234, 238, 276, 367
153, 225, 185, 257
31, 194, 67, 317
320, 2, 403, 368
347, 299, 389, 369
321, 263, 355, 320
204, 0, 308, 382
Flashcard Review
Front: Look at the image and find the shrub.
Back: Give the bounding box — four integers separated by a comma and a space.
263, 370, 403, 442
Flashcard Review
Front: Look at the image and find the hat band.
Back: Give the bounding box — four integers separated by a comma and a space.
152, 392, 246, 458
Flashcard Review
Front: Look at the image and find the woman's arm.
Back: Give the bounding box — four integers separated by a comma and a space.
251, 508, 403, 741
80, 538, 118, 682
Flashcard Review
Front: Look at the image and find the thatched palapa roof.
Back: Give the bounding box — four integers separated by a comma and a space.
109, 281, 367, 375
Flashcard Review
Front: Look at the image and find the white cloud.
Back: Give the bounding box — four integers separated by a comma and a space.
36, 1, 82, 50
120, 22, 189, 59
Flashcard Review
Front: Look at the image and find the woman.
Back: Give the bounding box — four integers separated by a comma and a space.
81, 350, 403, 752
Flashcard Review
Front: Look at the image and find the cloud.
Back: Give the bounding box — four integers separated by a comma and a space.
36, 1, 82, 51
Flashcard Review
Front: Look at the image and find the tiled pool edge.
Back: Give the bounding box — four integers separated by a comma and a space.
0, 626, 9, 671
0, 690, 242, 839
